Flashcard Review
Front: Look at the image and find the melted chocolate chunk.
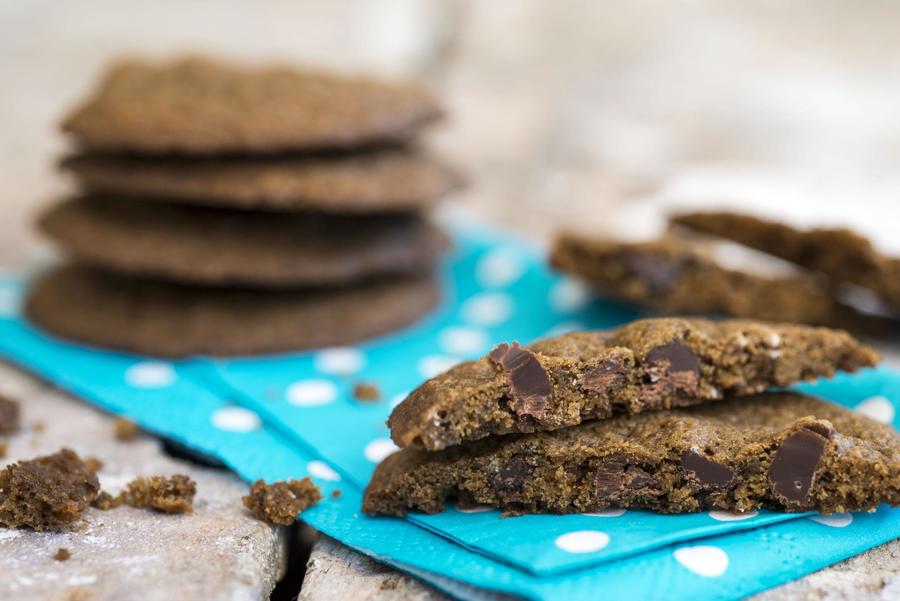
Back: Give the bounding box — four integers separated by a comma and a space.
646, 341, 700, 392
582, 359, 626, 393
492, 455, 533, 503
593, 455, 660, 502
622, 254, 680, 292
681, 451, 735, 488
488, 343, 553, 420
768, 427, 831, 508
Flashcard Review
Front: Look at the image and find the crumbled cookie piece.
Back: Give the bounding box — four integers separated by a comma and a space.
0, 448, 100, 531
83, 457, 104, 473
113, 417, 139, 441
91, 491, 124, 511
0, 395, 20, 435
54, 548, 71, 561
242, 478, 322, 526
123, 475, 196, 513
353, 382, 381, 402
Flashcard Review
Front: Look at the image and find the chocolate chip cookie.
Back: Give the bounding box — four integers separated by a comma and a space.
39, 197, 450, 288
25, 265, 441, 357
60, 149, 461, 213
389, 318, 878, 451
365, 392, 900, 516
62, 57, 443, 154
672, 211, 900, 312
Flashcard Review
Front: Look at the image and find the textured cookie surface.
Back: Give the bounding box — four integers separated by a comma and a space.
389, 317, 878, 450
40, 197, 450, 288
672, 211, 900, 311
61, 149, 461, 213
366, 392, 900, 516
550, 232, 893, 333
61, 57, 443, 154
25, 266, 441, 357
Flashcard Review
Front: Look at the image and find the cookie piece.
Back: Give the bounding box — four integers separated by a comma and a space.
25, 265, 441, 358
62, 56, 443, 154
366, 392, 900, 516
122, 475, 196, 513
242, 478, 322, 526
60, 150, 461, 213
672, 211, 900, 311
389, 318, 878, 450
39, 197, 450, 288
0, 448, 101, 530
549, 232, 893, 332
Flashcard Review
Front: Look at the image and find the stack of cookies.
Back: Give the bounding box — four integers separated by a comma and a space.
364, 317, 900, 516
26, 57, 460, 357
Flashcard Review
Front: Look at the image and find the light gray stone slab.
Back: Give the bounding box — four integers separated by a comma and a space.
0, 361, 288, 601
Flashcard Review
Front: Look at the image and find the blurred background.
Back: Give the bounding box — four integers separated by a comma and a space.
3, 0, 900, 268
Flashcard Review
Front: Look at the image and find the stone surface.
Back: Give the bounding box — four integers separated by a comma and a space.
0, 361, 288, 601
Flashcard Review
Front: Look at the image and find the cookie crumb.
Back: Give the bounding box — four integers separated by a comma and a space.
242, 478, 322, 525
0, 448, 100, 531
31, 421, 46, 433
92, 491, 125, 511
0, 442, 6, 459
123, 475, 196, 514
353, 382, 381, 402
54, 547, 71, 561
331, 489, 342, 499
113, 418, 139, 441
83, 457, 104, 473
0, 395, 20, 435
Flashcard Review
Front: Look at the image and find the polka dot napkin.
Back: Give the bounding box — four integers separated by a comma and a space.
0, 219, 898, 601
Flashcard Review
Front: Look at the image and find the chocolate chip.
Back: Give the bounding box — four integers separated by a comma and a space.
492, 455, 533, 501
488, 342, 553, 420
681, 450, 734, 488
583, 359, 626, 393
646, 341, 700, 393
623, 254, 680, 292
768, 427, 831, 509
594, 455, 660, 502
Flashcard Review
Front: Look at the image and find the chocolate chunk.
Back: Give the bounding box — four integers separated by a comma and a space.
593, 455, 660, 502
623, 254, 681, 292
646, 342, 700, 392
681, 450, 734, 488
582, 359, 626, 393
492, 455, 532, 499
768, 427, 831, 508
488, 343, 553, 420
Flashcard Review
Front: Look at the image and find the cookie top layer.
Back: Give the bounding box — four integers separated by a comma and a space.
40, 197, 450, 288
549, 232, 894, 334
672, 211, 900, 312
25, 266, 441, 358
388, 317, 878, 450
60, 149, 462, 213
61, 57, 443, 154
366, 392, 900, 516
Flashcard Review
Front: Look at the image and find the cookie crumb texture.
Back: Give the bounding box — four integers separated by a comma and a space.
54, 547, 71, 561
0, 395, 20, 435
366, 392, 900, 516
389, 317, 878, 450
123, 475, 196, 514
0, 449, 100, 531
243, 478, 322, 526
113, 417, 140, 441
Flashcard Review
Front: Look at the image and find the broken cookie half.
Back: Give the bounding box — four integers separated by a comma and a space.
388, 318, 878, 451
366, 392, 900, 516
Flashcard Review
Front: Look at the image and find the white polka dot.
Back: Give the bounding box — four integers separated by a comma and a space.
550, 279, 592, 312
808, 513, 853, 528
286, 380, 338, 407
211, 407, 261, 432
418, 355, 461, 378
0, 286, 21, 317
674, 546, 729, 577
439, 327, 489, 356
476, 249, 525, 288
554, 530, 610, 554
542, 321, 586, 339
708, 510, 759, 522
314, 348, 365, 376
125, 362, 176, 388
582, 509, 626, 517
456, 504, 493, 513
855, 396, 895, 424
460, 292, 514, 326
364, 439, 399, 463
390, 391, 410, 408
307, 460, 341, 482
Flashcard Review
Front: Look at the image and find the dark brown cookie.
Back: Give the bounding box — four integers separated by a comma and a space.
672, 211, 900, 312
365, 392, 900, 516
25, 265, 441, 357
389, 317, 878, 451
61, 57, 443, 154
39, 197, 450, 288
60, 150, 461, 213
550, 232, 897, 334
